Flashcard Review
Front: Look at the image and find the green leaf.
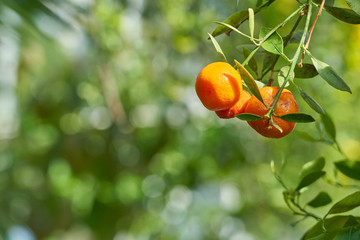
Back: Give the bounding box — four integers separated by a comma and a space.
301, 216, 350, 240
298, 131, 318, 142
298, 87, 325, 115
325, 6, 360, 24
300, 157, 326, 179
236, 113, 263, 121
307, 192, 332, 208
280, 113, 315, 123
211, 11, 249, 38
248, 8, 255, 39
311, 57, 352, 93
328, 191, 360, 215
287, 30, 309, 44
208, 33, 228, 63
296, 171, 325, 191
259, 27, 284, 54
243, 47, 258, 74
210, 0, 276, 37
277, 66, 293, 87
321, 112, 336, 141
334, 160, 360, 180
334, 228, 360, 240
346, 0, 360, 16
234, 60, 265, 104
294, 64, 319, 78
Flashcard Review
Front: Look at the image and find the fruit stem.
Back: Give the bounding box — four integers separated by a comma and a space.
265, 1, 313, 118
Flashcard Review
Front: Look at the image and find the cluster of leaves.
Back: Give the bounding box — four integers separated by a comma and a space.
274, 112, 360, 239
208, 0, 360, 239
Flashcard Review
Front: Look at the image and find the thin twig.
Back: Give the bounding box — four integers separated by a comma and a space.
98, 65, 127, 127
299, 0, 325, 67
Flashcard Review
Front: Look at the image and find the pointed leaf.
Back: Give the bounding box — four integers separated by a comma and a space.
307, 192, 332, 208
328, 191, 360, 214
346, 0, 360, 16
325, 6, 360, 24
300, 157, 326, 179
243, 47, 258, 74
208, 33, 228, 62
334, 160, 360, 180
235, 60, 265, 104
298, 87, 325, 114
296, 171, 325, 191
236, 113, 263, 121
210, 0, 276, 37
248, 8, 255, 39
259, 27, 284, 54
301, 216, 350, 240
294, 64, 318, 78
277, 66, 293, 87
211, 11, 249, 37
321, 112, 336, 141
311, 57, 352, 93
280, 113, 315, 123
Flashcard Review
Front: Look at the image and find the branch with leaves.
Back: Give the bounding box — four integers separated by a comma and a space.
205, 0, 360, 238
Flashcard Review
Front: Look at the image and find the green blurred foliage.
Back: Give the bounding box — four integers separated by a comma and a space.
0, 0, 359, 239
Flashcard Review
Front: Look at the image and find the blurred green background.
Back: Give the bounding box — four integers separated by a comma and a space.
0, 0, 359, 239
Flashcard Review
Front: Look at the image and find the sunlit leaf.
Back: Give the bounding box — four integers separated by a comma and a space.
321, 112, 336, 141
259, 27, 284, 54
277, 66, 293, 87
296, 171, 325, 191
280, 113, 315, 123
236, 113, 263, 121
301, 216, 350, 240
346, 0, 360, 15
300, 157, 325, 179
334, 160, 360, 180
294, 64, 318, 78
328, 191, 360, 214
325, 6, 360, 24
235, 60, 264, 104
311, 57, 352, 93
298, 87, 325, 114
248, 8, 255, 39
307, 192, 332, 208
208, 33, 228, 62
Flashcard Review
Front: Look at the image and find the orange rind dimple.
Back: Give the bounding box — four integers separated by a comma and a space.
216, 90, 251, 119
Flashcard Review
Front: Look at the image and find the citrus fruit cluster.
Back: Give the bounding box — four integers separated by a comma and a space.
195, 62, 299, 138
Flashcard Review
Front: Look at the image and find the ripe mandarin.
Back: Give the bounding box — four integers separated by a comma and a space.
244, 87, 299, 138
216, 90, 251, 119
195, 62, 242, 111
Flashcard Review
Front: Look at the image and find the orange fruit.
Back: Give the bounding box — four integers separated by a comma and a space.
244, 87, 299, 138
195, 62, 242, 111
216, 90, 251, 119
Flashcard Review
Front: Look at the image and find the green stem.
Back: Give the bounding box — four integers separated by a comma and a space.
290, 198, 322, 220
242, 3, 306, 66
261, 14, 304, 80
265, 2, 313, 118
